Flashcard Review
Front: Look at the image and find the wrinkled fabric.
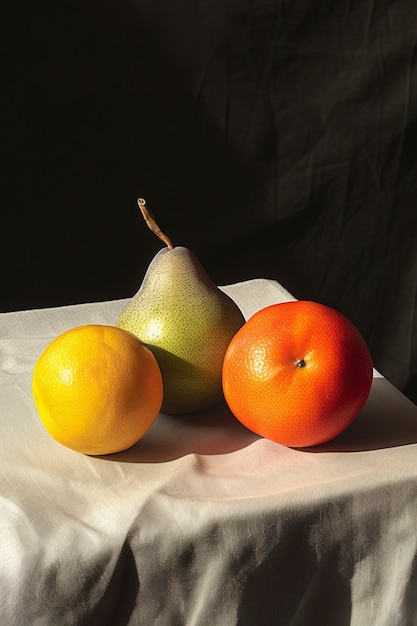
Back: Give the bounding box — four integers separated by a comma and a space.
1, 279, 417, 625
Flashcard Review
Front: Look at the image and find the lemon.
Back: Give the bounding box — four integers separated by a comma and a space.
32, 324, 163, 455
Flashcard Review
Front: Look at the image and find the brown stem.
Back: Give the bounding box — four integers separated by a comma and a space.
137, 198, 174, 250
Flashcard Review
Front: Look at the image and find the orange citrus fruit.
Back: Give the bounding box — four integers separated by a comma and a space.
32, 324, 163, 455
222, 301, 373, 448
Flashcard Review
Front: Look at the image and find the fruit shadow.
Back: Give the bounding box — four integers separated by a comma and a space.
99, 377, 417, 463
100, 401, 260, 463
300, 377, 417, 453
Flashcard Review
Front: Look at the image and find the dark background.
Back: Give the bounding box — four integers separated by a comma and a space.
3, 0, 417, 400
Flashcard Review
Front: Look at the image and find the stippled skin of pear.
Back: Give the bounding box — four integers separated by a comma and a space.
116, 246, 245, 414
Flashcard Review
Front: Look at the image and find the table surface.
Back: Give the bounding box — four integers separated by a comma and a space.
2, 278, 417, 626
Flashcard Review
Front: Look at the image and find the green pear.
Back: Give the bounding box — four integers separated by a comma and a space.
116, 199, 245, 414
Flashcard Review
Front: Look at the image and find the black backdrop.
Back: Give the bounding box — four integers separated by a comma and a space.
3, 0, 417, 397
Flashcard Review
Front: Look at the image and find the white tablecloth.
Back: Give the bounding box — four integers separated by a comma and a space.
1, 279, 417, 626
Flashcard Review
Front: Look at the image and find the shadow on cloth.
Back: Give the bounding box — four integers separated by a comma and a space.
99, 377, 417, 463
304, 377, 417, 453
98, 402, 259, 463
87, 541, 139, 626
236, 519, 352, 626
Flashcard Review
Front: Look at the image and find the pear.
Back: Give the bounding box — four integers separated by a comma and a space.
116, 199, 245, 414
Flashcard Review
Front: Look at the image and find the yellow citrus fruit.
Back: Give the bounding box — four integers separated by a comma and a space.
32, 324, 163, 455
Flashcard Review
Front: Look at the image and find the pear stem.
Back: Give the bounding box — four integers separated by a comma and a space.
137, 198, 174, 250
